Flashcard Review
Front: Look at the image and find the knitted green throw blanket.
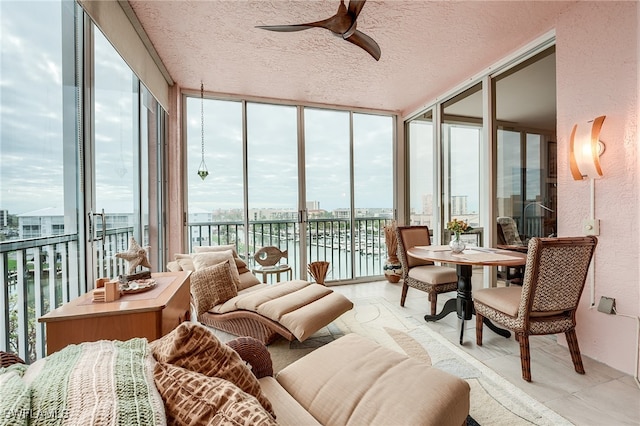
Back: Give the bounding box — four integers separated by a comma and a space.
28, 338, 165, 426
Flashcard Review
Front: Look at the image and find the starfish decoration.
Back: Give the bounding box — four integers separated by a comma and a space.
116, 237, 152, 274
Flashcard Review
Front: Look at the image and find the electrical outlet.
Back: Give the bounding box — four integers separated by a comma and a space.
597, 296, 616, 314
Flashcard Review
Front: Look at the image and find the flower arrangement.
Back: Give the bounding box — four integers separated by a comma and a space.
447, 218, 472, 236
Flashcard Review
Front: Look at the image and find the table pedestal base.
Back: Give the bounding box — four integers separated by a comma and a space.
424, 263, 511, 344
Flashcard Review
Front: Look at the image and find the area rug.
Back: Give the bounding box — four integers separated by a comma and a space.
266, 304, 572, 426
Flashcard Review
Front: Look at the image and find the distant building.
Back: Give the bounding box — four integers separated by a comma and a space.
18, 207, 66, 238
451, 196, 468, 216
0, 209, 8, 227
17, 208, 134, 239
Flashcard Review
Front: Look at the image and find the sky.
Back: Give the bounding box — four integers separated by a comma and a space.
185, 98, 395, 213
0, 0, 479, 220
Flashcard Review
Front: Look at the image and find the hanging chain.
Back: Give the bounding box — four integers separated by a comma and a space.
201, 82, 205, 159
197, 81, 209, 180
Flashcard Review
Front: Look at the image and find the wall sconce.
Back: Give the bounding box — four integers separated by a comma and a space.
570, 115, 606, 180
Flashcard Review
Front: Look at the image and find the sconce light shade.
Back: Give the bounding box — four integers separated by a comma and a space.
570, 115, 606, 180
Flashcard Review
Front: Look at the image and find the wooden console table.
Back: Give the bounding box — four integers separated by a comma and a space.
39, 271, 191, 355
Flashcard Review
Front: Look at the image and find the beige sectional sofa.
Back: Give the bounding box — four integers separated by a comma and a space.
1, 322, 470, 425
260, 332, 470, 426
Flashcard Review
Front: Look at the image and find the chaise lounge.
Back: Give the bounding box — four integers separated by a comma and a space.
167, 245, 354, 344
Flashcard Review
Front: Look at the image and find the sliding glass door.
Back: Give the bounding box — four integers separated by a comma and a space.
88, 24, 166, 285
186, 101, 395, 283
246, 103, 300, 277
441, 83, 483, 246
494, 47, 557, 240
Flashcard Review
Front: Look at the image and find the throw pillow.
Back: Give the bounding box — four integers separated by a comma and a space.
150, 322, 275, 417
237, 271, 261, 291
193, 244, 239, 258
166, 260, 182, 272
191, 250, 241, 287
191, 261, 238, 316
175, 254, 196, 271
154, 363, 276, 425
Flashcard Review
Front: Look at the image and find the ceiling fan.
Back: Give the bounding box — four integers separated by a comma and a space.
256, 0, 381, 61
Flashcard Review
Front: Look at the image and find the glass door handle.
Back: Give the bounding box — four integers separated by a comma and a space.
88, 209, 106, 242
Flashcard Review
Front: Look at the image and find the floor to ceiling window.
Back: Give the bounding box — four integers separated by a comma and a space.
0, 0, 167, 361
404, 43, 556, 253
89, 24, 166, 283
494, 47, 557, 241
442, 83, 483, 245
186, 100, 395, 282
407, 110, 436, 228
0, 0, 81, 360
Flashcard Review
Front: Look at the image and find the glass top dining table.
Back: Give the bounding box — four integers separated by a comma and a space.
407, 245, 527, 344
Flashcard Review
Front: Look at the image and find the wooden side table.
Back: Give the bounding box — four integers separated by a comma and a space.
39, 271, 191, 355
251, 264, 292, 284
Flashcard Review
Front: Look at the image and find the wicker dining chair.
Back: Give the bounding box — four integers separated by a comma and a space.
474, 236, 597, 381
395, 226, 458, 315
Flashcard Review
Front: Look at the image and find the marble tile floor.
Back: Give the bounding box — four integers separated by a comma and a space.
329, 276, 640, 426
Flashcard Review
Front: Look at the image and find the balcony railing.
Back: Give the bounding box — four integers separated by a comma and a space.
189, 217, 394, 283
2, 218, 392, 362
1, 234, 81, 362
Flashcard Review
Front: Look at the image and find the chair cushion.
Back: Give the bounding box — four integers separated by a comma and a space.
209, 280, 354, 342
473, 286, 522, 317
408, 265, 458, 284
154, 362, 276, 425
191, 260, 238, 317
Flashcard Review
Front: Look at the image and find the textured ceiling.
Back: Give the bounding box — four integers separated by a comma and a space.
127, 0, 573, 117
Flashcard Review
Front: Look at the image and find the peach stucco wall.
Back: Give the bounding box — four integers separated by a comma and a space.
164, 1, 639, 376
556, 1, 638, 375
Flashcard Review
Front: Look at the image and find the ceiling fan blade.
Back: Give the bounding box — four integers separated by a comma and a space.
255, 24, 315, 32
347, 0, 367, 20
345, 30, 381, 61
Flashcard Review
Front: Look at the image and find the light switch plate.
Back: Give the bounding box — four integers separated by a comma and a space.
582, 219, 600, 236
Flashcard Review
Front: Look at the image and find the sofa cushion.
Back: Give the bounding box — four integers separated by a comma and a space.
150, 322, 275, 417
154, 362, 276, 425
191, 261, 239, 317
276, 333, 470, 426
258, 377, 320, 426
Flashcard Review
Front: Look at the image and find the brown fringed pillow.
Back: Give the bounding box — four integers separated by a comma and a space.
191, 260, 238, 317
150, 322, 275, 417
154, 363, 276, 425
